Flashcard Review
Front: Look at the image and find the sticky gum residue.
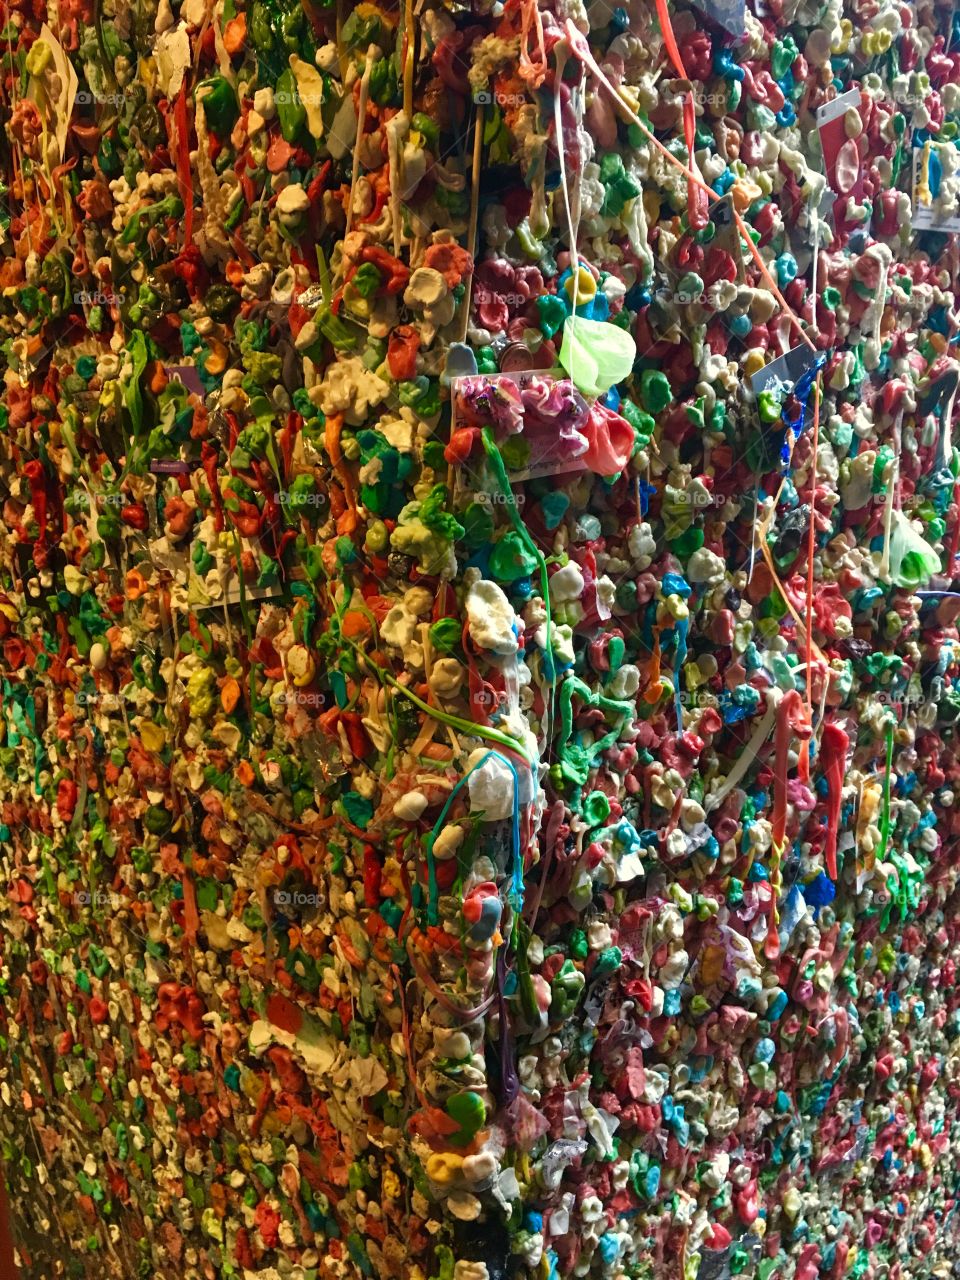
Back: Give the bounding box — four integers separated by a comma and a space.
1, 0, 960, 1277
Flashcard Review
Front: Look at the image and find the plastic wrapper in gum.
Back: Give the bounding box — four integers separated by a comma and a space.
2, 0, 960, 1277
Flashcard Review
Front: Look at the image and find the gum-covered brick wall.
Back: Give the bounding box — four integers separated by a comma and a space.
2, 0, 960, 1276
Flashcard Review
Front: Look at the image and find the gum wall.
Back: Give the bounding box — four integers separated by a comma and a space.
1, 0, 960, 1277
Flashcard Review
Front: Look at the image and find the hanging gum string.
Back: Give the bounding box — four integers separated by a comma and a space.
771, 690, 812, 853
562, 20, 815, 353
324, 414, 359, 535
938, 379, 959, 475
653, 0, 707, 230
522, 798, 564, 927
802, 376, 821, 774
879, 406, 903, 580
402, 0, 415, 120
815, 1006, 850, 1077
335, 0, 349, 85
391, 964, 434, 1110
874, 721, 895, 866
820, 720, 849, 882
643, 624, 663, 704
948, 476, 960, 576
3, 23, 31, 257
459, 106, 486, 345
405, 937, 498, 1021
224, 523, 259, 721
398, 862, 502, 1023
340, 632, 537, 766
755, 379, 833, 687
810, 190, 821, 337
324, 570, 529, 764
424, 748, 523, 926
702, 687, 781, 813
480, 427, 556, 751
554, 45, 582, 324
419, 621, 463, 758
174, 83, 195, 248
519, 0, 549, 89
672, 615, 688, 735
767, 688, 812, 958
499, 750, 526, 912
342, 47, 376, 246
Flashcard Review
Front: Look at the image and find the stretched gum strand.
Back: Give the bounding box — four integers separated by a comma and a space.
653, 0, 707, 231
820, 720, 850, 882
480, 426, 556, 749
423, 747, 526, 925
340, 631, 538, 766
815, 1007, 851, 1077
424, 753, 494, 926
764, 689, 813, 958
402, 0, 415, 120
522, 798, 565, 927
341, 46, 377, 250
878, 407, 904, 590
173, 83, 195, 248
391, 963, 434, 1111
771, 690, 812, 856
873, 721, 895, 868
519, 0, 549, 90
325, 415, 360, 530
802, 377, 822, 778
755, 400, 834, 678
704, 661, 819, 818
404, 936, 499, 1022
554, 45, 582, 324
459, 107, 486, 345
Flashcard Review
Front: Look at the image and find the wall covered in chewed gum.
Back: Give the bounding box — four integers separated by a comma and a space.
1, 0, 960, 1277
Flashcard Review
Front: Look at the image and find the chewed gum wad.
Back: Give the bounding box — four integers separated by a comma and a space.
0, 0, 959, 1278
